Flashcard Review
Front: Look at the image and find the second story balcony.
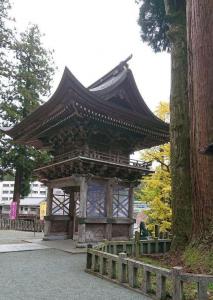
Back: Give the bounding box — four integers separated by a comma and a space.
34, 150, 153, 182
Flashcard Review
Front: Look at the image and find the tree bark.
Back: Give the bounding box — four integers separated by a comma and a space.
13, 167, 22, 218
187, 0, 213, 241
165, 1, 192, 249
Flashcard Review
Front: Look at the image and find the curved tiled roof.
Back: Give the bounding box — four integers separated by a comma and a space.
1, 58, 169, 148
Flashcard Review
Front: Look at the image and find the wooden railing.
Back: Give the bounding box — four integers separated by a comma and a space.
53, 150, 152, 170
86, 240, 213, 300
0, 218, 44, 232
97, 239, 171, 257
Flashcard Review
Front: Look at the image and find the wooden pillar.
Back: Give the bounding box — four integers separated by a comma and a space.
128, 185, 134, 238
78, 177, 87, 244
44, 187, 53, 237
68, 189, 75, 239
46, 187, 53, 216
106, 179, 113, 240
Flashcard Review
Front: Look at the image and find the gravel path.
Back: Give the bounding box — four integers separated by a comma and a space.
0, 249, 151, 300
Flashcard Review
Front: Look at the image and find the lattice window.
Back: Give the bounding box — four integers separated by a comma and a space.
74, 191, 80, 216
52, 188, 70, 215
87, 180, 106, 217
113, 185, 129, 217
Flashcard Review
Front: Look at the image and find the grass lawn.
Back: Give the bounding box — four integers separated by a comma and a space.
135, 248, 213, 300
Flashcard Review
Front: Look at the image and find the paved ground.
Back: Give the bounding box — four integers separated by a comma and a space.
0, 242, 49, 253
0, 230, 86, 253
0, 231, 151, 300
0, 249, 151, 300
24, 238, 87, 254
0, 230, 43, 244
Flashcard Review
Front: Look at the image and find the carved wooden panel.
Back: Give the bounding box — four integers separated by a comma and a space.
85, 224, 105, 242
112, 224, 129, 238
51, 220, 68, 233
86, 180, 106, 217
52, 188, 70, 215
112, 185, 129, 217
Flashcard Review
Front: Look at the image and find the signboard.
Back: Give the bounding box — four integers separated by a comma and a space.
40, 201, 47, 220
134, 201, 149, 213
10, 202, 17, 220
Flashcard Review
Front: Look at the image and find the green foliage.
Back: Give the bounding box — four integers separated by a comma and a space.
137, 164, 172, 233
1, 24, 55, 123
0, 17, 55, 198
15, 25, 55, 117
137, 0, 186, 52
135, 102, 171, 234
137, 0, 170, 52
0, 0, 14, 79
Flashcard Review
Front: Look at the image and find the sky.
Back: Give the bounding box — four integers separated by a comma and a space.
11, 0, 171, 112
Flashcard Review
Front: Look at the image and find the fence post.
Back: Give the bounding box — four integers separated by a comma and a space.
155, 224, 159, 239
130, 238, 135, 256
99, 255, 104, 275
118, 252, 127, 283
198, 280, 208, 300
91, 254, 96, 272
156, 273, 166, 300
172, 267, 183, 300
123, 243, 127, 253
147, 242, 151, 254
34, 218, 36, 236
135, 231, 140, 258
86, 244, 93, 270
143, 269, 151, 293
108, 258, 113, 279
155, 240, 159, 253
128, 260, 137, 288
102, 239, 107, 252
163, 241, 167, 253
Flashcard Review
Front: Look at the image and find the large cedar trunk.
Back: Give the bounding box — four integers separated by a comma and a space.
187, 1, 213, 241
165, 2, 192, 249
13, 167, 22, 218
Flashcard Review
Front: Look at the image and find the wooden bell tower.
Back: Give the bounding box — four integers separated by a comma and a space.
2, 58, 169, 245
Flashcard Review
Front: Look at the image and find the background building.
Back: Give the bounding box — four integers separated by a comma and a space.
0, 181, 47, 204
1, 197, 45, 217
0, 181, 47, 218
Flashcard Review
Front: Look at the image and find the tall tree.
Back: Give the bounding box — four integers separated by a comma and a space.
0, 0, 15, 180
187, 1, 213, 242
137, 0, 192, 249
0, 0, 13, 80
136, 102, 172, 234
1, 24, 55, 215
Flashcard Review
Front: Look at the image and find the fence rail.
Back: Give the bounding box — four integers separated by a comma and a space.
86, 240, 213, 300
0, 218, 44, 232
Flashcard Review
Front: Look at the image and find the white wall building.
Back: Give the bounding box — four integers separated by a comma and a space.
1, 197, 45, 216
0, 181, 47, 204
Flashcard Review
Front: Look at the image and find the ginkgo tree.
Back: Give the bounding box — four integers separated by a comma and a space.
135, 102, 171, 234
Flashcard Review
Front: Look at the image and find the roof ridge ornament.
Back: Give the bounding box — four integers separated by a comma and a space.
88, 54, 133, 89
112, 54, 133, 76
120, 54, 133, 68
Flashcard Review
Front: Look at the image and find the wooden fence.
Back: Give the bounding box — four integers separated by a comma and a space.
86, 240, 213, 300
100, 239, 171, 257
0, 218, 44, 232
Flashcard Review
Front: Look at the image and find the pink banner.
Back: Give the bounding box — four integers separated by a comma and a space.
10, 202, 17, 220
